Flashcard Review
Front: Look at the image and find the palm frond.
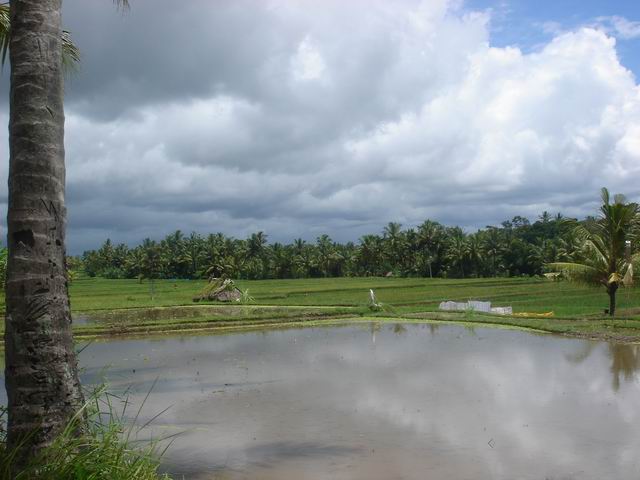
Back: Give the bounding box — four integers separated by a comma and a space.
547, 262, 599, 275
613, 193, 627, 205
601, 187, 610, 205
547, 262, 604, 285
583, 238, 608, 267
572, 224, 592, 243
0, 4, 9, 68
62, 30, 81, 72
0, 5, 81, 71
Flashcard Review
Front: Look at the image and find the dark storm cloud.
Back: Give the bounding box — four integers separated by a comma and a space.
61, 0, 285, 116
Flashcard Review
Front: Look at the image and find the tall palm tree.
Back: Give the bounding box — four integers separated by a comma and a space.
292, 238, 306, 254
247, 231, 268, 259
5, 1, 84, 467
401, 228, 420, 276
466, 233, 484, 277
356, 235, 382, 276
417, 220, 445, 278
548, 188, 640, 316
293, 244, 316, 278
481, 227, 505, 276
446, 229, 469, 278
4, 0, 128, 468
268, 242, 291, 279
382, 222, 403, 271
538, 211, 552, 224
315, 234, 334, 277
124, 246, 145, 281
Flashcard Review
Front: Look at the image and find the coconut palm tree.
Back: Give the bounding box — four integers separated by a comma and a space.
446, 229, 469, 278
293, 245, 316, 278
466, 233, 484, 277
548, 188, 640, 316
247, 231, 268, 259
4, 0, 128, 468
357, 234, 383, 276
382, 222, 404, 272
184, 231, 205, 277
267, 242, 289, 279
5, 1, 85, 466
481, 227, 505, 276
315, 234, 335, 277
417, 220, 445, 278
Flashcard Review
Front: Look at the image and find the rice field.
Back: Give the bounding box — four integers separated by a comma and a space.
61, 276, 640, 318
3, 277, 639, 341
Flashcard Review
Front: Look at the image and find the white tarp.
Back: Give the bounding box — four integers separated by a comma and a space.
467, 301, 491, 313
438, 301, 469, 311
438, 300, 512, 315
490, 306, 513, 315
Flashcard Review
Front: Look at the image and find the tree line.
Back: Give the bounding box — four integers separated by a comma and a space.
81, 212, 587, 280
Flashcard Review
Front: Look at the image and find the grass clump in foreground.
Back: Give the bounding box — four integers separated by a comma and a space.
0, 386, 170, 480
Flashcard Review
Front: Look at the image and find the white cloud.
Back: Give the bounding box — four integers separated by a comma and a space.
2, 0, 640, 251
596, 15, 640, 40
290, 36, 326, 82
347, 27, 640, 198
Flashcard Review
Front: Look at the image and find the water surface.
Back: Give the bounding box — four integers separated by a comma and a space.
12, 323, 640, 479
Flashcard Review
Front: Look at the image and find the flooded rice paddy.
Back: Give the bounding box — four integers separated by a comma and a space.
7, 322, 640, 479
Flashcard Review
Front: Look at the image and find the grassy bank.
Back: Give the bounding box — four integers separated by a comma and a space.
5, 276, 640, 342
0, 386, 169, 480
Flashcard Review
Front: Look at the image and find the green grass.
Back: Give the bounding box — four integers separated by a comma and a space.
62, 276, 640, 316
4, 276, 640, 341
0, 386, 170, 480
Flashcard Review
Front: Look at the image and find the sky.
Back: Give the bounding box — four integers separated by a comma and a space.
1, 0, 640, 253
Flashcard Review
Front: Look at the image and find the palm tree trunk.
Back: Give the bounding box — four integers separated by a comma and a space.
608, 283, 618, 317
6, 0, 84, 468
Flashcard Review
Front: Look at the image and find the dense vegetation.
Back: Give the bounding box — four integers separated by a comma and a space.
81, 212, 591, 281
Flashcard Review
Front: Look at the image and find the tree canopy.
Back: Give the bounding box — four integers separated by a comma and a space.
79, 209, 597, 281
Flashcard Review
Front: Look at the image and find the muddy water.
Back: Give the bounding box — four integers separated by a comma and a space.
14, 323, 640, 478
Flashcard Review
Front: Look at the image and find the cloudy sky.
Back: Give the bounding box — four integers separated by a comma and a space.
1, 0, 640, 253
